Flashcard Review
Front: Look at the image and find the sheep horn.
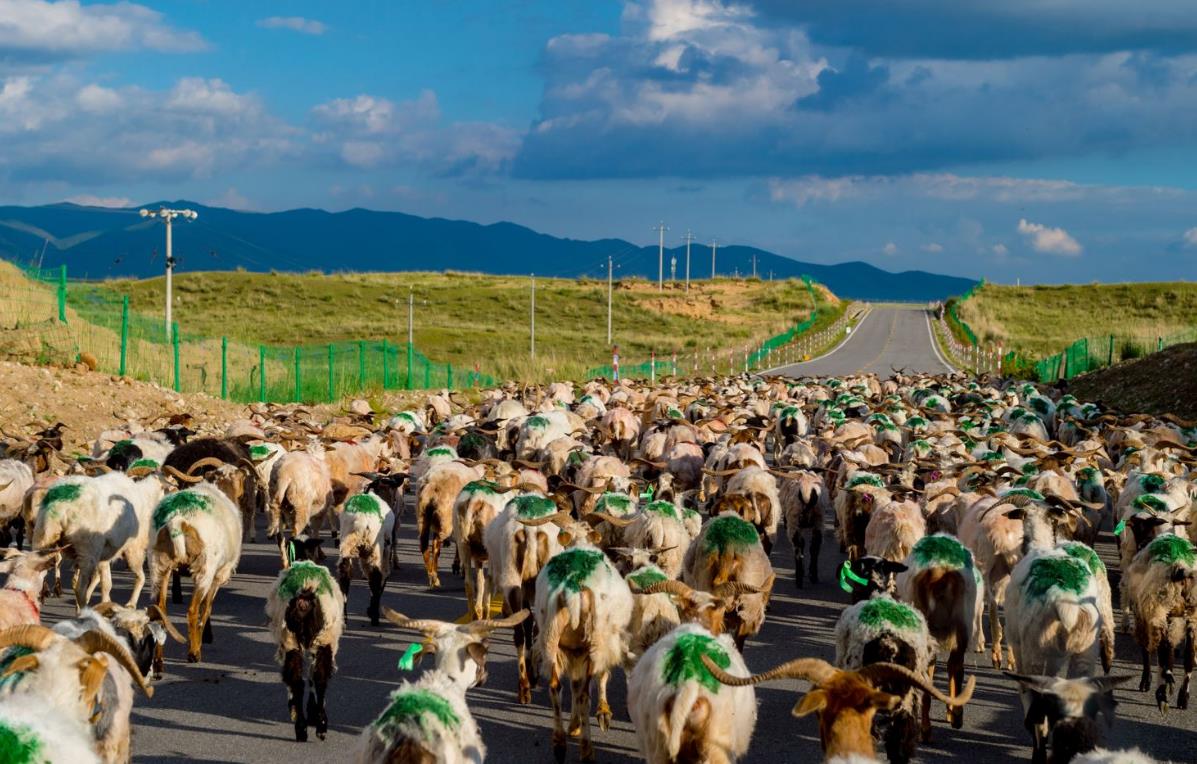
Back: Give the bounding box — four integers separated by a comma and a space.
163, 465, 204, 484
517, 511, 572, 527
636, 579, 694, 597
0, 624, 58, 652
583, 512, 635, 528
513, 459, 543, 470
858, 662, 975, 707
701, 654, 838, 686
702, 468, 741, 477
382, 608, 447, 634
633, 457, 668, 469
126, 466, 156, 478
73, 629, 153, 698
187, 457, 228, 475
712, 582, 762, 597
462, 609, 531, 633
147, 604, 186, 644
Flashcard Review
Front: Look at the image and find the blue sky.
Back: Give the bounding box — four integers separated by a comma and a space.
2, 0, 1197, 283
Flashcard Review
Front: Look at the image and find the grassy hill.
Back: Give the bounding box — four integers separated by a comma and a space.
6, 262, 843, 388
956, 281, 1197, 361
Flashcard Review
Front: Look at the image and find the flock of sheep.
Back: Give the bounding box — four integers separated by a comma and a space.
0, 370, 1194, 764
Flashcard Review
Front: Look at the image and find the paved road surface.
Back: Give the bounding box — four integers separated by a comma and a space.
40, 515, 1193, 763
770, 305, 955, 378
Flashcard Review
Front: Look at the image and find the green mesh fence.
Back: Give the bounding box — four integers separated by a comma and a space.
3, 263, 495, 402
945, 278, 983, 347
1033, 327, 1197, 383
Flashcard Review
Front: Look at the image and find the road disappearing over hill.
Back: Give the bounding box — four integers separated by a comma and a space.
771, 304, 955, 377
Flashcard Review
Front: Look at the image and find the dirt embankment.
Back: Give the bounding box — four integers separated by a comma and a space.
1070, 342, 1197, 420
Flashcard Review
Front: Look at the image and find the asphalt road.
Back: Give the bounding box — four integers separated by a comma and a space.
39, 513, 1192, 763
769, 305, 956, 378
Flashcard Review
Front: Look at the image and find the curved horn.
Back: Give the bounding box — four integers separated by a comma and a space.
162, 465, 204, 484
637, 579, 694, 598
701, 654, 838, 686
383, 607, 447, 634
712, 581, 762, 598
633, 457, 668, 469
702, 468, 741, 477
517, 510, 572, 527
186, 457, 229, 475
0, 624, 58, 652
857, 662, 976, 707
74, 629, 153, 697
463, 609, 531, 633
147, 604, 186, 644
584, 511, 635, 528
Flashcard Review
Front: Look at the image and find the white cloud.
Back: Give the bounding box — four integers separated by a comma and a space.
1017, 218, 1082, 256
882, 241, 898, 255
207, 187, 253, 210
0, 0, 204, 59
166, 78, 260, 118
256, 16, 327, 36
921, 242, 943, 253
64, 194, 132, 208
75, 83, 121, 112
1184, 227, 1197, 247
992, 243, 1009, 256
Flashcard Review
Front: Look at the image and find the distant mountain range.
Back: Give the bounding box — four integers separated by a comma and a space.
0, 201, 976, 300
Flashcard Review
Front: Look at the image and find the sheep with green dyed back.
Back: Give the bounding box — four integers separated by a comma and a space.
33, 471, 164, 612
149, 483, 242, 663
338, 486, 400, 625
627, 623, 756, 764
0, 694, 100, 764
534, 541, 634, 762
1123, 533, 1197, 711
453, 479, 521, 621
416, 460, 484, 589
681, 512, 776, 651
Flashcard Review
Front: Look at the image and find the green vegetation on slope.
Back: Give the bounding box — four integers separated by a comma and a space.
957, 282, 1197, 360
96, 270, 841, 381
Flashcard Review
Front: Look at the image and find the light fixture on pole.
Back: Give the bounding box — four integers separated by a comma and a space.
139, 206, 197, 341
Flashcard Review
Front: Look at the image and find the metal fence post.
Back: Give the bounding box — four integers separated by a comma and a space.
259, 345, 266, 402
1108, 335, 1114, 367
382, 340, 390, 389
172, 322, 180, 392
119, 296, 129, 376
294, 347, 301, 402
358, 340, 366, 391
220, 336, 228, 400
447, 363, 453, 389
423, 362, 430, 389
328, 344, 335, 403
406, 343, 414, 390
57, 265, 67, 323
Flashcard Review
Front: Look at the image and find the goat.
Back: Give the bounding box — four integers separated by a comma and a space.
864, 498, 926, 564
0, 623, 153, 763
701, 655, 974, 762
1123, 533, 1197, 711
0, 459, 34, 548
417, 460, 483, 588
627, 623, 756, 764
834, 473, 892, 562
534, 541, 634, 762
722, 466, 782, 554
149, 483, 243, 662
835, 594, 935, 762
268, 447, 334, 568
33, 471, 162, 610
82, 601, 185, 679
266, 539, 345, 742
594, 499, 690, 578
0, 548, 58, 630
454, 479, 521, 621
0, 694, 101, 763
896, 533, 982, 730
1005, 672, 1132, 764
337, 479, 404, 626
358, 609, 530, 763
681, 513, 776, 651
778, 468, 829, 588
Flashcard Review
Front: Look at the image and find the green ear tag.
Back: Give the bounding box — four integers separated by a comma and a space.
1113, 518, 1126, 536
640, 485, 655, 502
398, 642, 423, 671
287, 541, 297, 564
838, 561, 867, 593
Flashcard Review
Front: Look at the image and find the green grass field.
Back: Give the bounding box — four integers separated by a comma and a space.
956, 281, 1197, 360
92, 270, 841, 382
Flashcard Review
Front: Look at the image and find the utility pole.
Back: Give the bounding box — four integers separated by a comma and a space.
139, 206, 197, 341
710, 238, 718, 279
606, 256, 613, 345
653, 221, 669, 291
530, 274, 536, 359
751, 254, 757, 279
670, 255, 677, 285
683, 230, 694, 292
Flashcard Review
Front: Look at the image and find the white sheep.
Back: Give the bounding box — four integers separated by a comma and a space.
149, 483, 243, 662
337, 489, 398, 626
0, 694, 101, 764
416, 460, 483, 588
453, 479, 517, 621
864, 498, 926, 564
0, 459, 34, 544
722, 466, 782, 553
268, 448, 334, 567
33, 471, 163, 610
627, 623, 756, 764
1123, 533, 1197, 711
0, 549, 59, 630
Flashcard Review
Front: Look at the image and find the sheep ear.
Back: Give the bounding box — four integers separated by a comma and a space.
792, 690, 827, 718
871, 690, 902, 711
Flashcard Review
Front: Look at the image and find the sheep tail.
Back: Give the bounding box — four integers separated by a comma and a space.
665, 682, 703, 759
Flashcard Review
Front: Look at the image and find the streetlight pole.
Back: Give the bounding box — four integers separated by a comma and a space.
653, 221, 669, 291
530, 274, 536, 359
139, 206, 197, 342
710, 238, 718, 279
408, 286, 414, 347
607, 256, 613, 345
684, 230, 694, 292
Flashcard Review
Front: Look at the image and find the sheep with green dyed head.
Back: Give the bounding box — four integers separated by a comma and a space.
149, 483, 242, 663
0, 693, 100, 764
1123, 533, 1197, 711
